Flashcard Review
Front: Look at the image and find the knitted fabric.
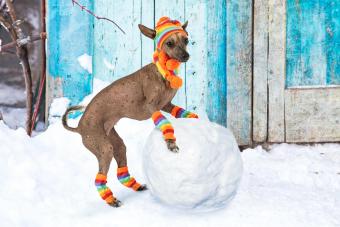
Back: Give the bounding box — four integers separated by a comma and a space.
153, 17, 187, 89
152, 111, 176, 140
117, 166, 142, 191
153, 50, 182, 89
171, 106, 198, 118
95, 173, 115, 204
155, 16, 187, 50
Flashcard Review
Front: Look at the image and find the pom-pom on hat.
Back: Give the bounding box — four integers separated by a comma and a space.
155, 17, 187, 49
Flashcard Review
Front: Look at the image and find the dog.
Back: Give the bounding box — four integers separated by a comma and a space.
62, 17, 198, 207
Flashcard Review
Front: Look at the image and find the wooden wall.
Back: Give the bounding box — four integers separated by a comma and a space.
47, 0, 253, 145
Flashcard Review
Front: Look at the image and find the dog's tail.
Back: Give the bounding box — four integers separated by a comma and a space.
62, 105, 84, 133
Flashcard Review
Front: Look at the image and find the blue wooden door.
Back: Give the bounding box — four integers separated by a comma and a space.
254, 0, 340, 143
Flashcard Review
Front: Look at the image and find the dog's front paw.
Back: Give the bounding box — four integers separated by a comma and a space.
166, 139, 179, 153
137, 184, 148, 191
108, 199, 122, 208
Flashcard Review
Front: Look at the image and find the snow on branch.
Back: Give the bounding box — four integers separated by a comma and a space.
71, 0, 126, 34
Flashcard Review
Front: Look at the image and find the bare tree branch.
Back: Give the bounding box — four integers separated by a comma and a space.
0, 32, 46, 52
71, 0, 126, 34
3, 0, 33, 135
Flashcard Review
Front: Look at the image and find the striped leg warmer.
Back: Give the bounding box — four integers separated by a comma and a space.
117, 167, 142, 191
95, 173, 116, 204
171, 106, 198, 118
152, 111, 176, 140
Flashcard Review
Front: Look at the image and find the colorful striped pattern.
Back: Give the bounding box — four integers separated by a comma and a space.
95, 173, 115, 204
152, 111, 176, 140
153, 17, 186, 89
171, 106, 198, 118
117, 166, 141, 191
155, 17, 187, 49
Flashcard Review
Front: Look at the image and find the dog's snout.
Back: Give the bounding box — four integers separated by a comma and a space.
182, 53, 190, 62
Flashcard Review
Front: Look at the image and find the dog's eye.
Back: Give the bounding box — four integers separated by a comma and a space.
166, 41, 174, 47
184, 38, 189, 45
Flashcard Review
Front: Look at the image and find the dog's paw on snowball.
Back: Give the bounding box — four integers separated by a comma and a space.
166, 139, 179, 153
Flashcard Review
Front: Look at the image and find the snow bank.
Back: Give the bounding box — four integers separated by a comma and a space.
143, 119, 243, 211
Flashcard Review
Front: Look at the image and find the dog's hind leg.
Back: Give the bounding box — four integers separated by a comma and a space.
108, 128, 147, 192
96, 142, 123, 207
83, 132, 122, 207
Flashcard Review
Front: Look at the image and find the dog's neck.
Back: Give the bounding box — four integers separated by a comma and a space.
152, 49, 182, 89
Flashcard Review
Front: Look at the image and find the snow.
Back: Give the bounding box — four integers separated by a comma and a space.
77, 54, 92, 74
143, 119, 243, 211
0, 79, 339, 227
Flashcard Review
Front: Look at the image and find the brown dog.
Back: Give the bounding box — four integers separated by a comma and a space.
62, 18, 195, 207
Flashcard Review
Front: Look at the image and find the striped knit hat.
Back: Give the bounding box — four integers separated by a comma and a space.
155, 17, 187, 49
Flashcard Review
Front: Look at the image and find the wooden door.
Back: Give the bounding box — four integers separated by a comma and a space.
253, 0, 340, 143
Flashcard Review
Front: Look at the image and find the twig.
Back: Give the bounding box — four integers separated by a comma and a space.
0, 32, 46, 52
71, 0, 126, 34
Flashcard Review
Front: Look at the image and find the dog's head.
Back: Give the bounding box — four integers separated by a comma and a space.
139, 17, 189, 62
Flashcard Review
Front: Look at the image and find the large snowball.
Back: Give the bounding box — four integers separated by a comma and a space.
143, 118, 243, 211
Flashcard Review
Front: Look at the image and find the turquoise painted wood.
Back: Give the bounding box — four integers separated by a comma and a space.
226, 0, 253, 144
206, 0, 227, 126
286, 0, 340, 87
47, 0, 93, 104
185, 0, 208, 116
93, 0, 142, 82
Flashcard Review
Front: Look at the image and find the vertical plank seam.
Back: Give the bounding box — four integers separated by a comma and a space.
283, 0, 288, 142
266, 0, 270, 142
248, 0, 256, 146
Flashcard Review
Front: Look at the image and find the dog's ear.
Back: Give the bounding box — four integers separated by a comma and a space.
138, 24, 156, 39
182, 21, 188, 31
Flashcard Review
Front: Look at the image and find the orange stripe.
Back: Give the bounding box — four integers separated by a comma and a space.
171, 106, 181, 116
117, 166, 128, 174
96, 173, 107, 180
152, 111, 162, 120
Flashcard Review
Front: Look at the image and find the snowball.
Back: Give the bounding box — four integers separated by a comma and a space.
143, 118, 243, 211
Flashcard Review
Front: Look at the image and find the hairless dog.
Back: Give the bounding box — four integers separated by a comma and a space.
62, 17, 198, 207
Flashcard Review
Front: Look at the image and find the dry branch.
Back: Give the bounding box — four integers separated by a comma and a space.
71, 0, 126, 34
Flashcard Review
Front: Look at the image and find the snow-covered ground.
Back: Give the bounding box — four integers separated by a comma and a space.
0, 80, 339, 227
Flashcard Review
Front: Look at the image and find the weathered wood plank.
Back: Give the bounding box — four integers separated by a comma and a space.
226, 0, 252, 145
325, 0, 340, 85
268, 0, 286, 142
93, 0, 142, 82
47, 0, 93, 104
155, 0, 186, 108
285, 88, 340, 142
205, 0, 227, 126
184, 0, 207, 116
253, 0, 268, 142
286, 0, 327, 87
141, 0, 154, 67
